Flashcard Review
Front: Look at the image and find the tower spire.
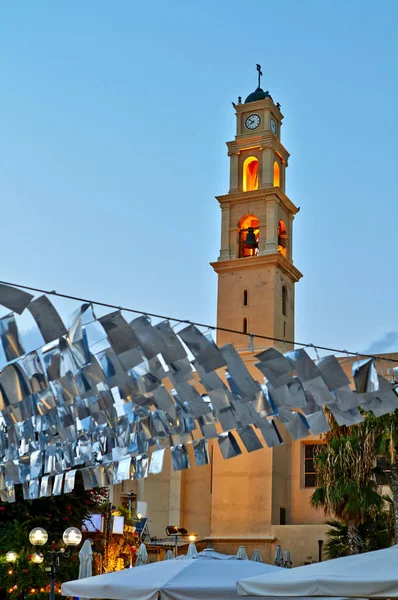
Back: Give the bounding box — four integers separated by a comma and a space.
256, 64, 262, 89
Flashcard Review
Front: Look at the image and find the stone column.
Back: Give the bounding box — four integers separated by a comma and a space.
262, 148, 273, 187
229, 153, 239, 193
263, 200, 278, 253
218, 204, 231, 260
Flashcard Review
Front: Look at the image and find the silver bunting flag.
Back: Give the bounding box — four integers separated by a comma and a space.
193, 438, 210, 466
0, 313, 25, 362
218, 432, 242, 459
28, 296, 67, 343
0, 284, 34, 315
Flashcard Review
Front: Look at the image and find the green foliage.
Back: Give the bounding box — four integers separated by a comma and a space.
311, 422, 385, 525
0, 473, 108, 593
325, 512, 394, 559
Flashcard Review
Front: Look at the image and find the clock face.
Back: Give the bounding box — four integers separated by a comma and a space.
245, 114, 261, 130
270, 118, 277, 134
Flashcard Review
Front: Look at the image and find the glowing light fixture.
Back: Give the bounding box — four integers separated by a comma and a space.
29, 527, 48, 546
62, 527, 82, 547
31, 552, 44, 564
188, 534, 196, 542
6, 552, 17, 563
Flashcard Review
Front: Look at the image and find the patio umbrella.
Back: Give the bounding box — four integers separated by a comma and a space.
251, 550, 263, 563
237, 544, 398, 598
135, 542, 148, 566
78, 539, 93, 579
62, 549, 282, 600
164, 550, 174, 560
274, 545, 283, 567
236, 546, 248, 559
283, 550, 292, 569
187, 542, 198, 557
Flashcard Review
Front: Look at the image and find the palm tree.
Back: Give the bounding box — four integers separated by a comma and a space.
324, 509, 394, 559
311, 420, 387, 554
372, 410, 398, 540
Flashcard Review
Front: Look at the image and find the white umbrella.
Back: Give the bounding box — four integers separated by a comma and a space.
236, 545, 248, 559
251, 550, 263, 563
237, 544, 398, 598
274, 545, 283, 567
187, 542, 198, 557
135, 542, 148, 567
164, 549, 174, 560
283, 550, 292, 569
78, 539, 93, 579
62, 549, 282, 600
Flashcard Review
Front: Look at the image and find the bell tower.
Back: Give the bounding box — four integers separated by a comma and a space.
211, 66, 302, 351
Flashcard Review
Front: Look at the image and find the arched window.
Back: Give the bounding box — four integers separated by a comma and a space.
273, 161, 280, 187
243, 290, 248, 306
238, 214, 259, 258
282, 286, 287, 317
243, 317, 248, 334
243, 157, 259, 192
278, 220, 287, 257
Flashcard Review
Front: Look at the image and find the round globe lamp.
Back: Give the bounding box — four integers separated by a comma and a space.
6, 551, 17, 563
29, 528, 48, 546
62, 527, 82, 547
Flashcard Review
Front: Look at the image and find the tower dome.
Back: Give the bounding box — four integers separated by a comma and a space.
245, 87, 272, 103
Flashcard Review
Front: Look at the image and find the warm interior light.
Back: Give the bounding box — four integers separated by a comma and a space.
31, 552, 44, 564
277, 220, 287, 257
29, 527, 48, 546
63, 527, 82, 547
239, 215, 259, 258
6, 551, 17, 563
243, 157, 259, 192
273, 160, 280, 187
188, 535, 196, 542
8, 570, 13, 575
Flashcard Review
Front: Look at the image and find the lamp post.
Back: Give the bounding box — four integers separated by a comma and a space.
318, 539, 324, 562
166, 527, 197, 557
29, 526, 82, 600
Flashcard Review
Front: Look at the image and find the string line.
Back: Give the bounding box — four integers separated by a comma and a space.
0, 279, 397, 364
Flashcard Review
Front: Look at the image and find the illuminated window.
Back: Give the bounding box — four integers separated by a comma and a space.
273, 161, 280, 187
239, 214, 259, 258
304, 444, 322, 488
243, 290, 248, 306
243, 157, 259, 191
282, 286, 287, 316
278, 220, 287, 257
243, 317, 248, 334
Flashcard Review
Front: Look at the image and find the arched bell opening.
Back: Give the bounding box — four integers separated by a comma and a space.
242, 157, 259, 192
238, 214, 259, 258
278, 219, 287, 257
273, 160, 280, 187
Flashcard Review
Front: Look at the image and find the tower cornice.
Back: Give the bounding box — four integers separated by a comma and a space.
226, 135, 289, 164
210, 252, 303, 283
234, 98, 284, 121
215, 188, 300, 216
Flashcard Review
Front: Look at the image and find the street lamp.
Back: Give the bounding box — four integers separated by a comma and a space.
166, 527, 197, 557
5, 551, 17, 563
29, 526, 82, 600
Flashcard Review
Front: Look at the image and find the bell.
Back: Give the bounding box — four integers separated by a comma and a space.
244, 227, 258, 249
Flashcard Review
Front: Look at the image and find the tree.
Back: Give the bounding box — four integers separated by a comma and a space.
0, 473, 108, 599
311, 418, 388, 554
371, 410, 398, 541
324, 509, 394, 559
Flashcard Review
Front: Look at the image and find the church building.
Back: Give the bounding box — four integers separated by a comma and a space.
113, 70, 332, 565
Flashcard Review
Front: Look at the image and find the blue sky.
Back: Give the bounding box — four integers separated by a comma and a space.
0, 0, 397, 357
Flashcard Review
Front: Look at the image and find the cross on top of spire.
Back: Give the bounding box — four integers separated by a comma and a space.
256, 64, 262, 89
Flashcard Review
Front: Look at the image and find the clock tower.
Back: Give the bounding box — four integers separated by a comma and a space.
211, 66, 302, 351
